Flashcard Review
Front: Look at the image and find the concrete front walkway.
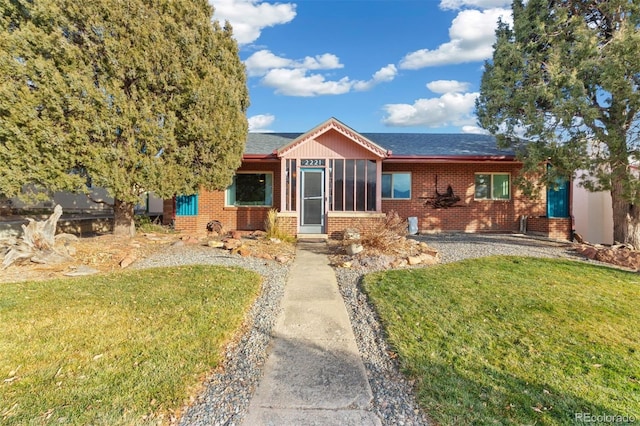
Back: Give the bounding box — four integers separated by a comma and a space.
243, 242, 380, 425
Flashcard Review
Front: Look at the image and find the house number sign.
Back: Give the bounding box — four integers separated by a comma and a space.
300, 159, 325, 167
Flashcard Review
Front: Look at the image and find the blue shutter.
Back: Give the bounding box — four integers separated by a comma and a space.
547, 179, 569, 218
176, 194, 198, 216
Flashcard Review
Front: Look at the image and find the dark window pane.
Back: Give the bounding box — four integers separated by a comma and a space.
334, 159, 344, 211
381, 174, 392, 198
345, 159, 355, 211
356, 160, 366, 211
231, 174, 273, 206
329, 160, 334, 210
367, 160, 377, 211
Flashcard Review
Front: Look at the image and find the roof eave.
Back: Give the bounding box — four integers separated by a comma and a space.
384, 155, 518, 163
242, 153, 280, 161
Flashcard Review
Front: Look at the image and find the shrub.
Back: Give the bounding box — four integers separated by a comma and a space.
359, 210, 407, 251
134, 214, 171, 233
264, 209, 295, 243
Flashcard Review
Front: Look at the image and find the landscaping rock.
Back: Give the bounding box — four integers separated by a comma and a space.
343, 228, 361, 241
407, 255, 422, 265
275, 255, 290, 263
119, 253, 138, 268
391, 258, 408, 268
230, 230, 243, 240
345, 243, 364, 256
232, 246, 251, 257
251, 230, 267, 238
181, 236, 200, 244
223, 238, 242, 250
418, 252, 439, 265
254, 252, 274, 260
269, 238, 282, 244
207, 240, 225, 248
64, 265, 100, 277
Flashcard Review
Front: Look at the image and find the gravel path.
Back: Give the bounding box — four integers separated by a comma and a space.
133, 234, 581, 426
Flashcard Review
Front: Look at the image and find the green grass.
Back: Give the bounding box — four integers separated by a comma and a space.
363, 256, 640, 425
0, 266, 261, 425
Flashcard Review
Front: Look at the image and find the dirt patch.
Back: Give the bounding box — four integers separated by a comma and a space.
1, 231, 296, 284
0, 233, 179, 284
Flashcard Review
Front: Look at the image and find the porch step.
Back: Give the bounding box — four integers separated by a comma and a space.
297, 233, 328, 243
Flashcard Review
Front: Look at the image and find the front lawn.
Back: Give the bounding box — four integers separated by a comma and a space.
0, 266, 261, 425
364, 257, 640, 425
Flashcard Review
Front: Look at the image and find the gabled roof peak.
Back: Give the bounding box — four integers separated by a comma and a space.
275, 117, 390, 159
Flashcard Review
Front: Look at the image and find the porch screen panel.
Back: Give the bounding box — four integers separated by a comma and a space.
367, 160, 377, 211
356, 160, 366, 211
333, 159, 344, 211
286, 159, 297, 211
345, 159, 355, 211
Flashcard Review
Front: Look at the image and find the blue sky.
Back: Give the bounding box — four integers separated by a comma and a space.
209, 0, 513, 134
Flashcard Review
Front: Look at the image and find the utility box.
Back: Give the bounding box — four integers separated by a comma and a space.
408, 216, 418, 235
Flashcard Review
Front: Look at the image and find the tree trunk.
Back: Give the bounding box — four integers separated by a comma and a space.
610, 181, 640, 248
113, 199, 136, 237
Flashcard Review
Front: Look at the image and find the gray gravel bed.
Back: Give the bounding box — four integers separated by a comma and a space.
133, 245, 290, 426
415, 232, 577, 264
131, 234, 586, 426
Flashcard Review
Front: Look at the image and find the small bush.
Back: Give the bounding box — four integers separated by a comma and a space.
359, 210, 407, 251
135, 214, 171, 233
264, 209, 295, 243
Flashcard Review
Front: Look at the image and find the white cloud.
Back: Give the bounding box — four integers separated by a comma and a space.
439, 0, 511, 10
462, 125, 490, 134
353, 64, 398, 91
382, 92, 479, 128
427, 80, 471, 94
245, 50, 343, 77
248, 114, 275, 132
262, 68, 353, 96
399, 8, 512, 69
254, 59, 396, 97
209, 0, 297, 45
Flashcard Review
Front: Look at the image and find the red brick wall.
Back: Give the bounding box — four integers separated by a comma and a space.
381, 162, 546, 234
169, 161, 281, 235
527, 216, 572, 240
165, 160, 571, 239
276, 214, 297, 235
326, 213, 387, 239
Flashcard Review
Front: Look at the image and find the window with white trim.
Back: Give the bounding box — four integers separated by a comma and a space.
381, 172, 411, 199
474, 173, 510, 200
226, 173, 273, 207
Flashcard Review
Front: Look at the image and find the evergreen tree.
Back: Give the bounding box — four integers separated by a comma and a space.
477, 0, 640, 246
0, 0, 249, 236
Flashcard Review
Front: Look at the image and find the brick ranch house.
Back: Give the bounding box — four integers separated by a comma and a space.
163, 117, 572, 240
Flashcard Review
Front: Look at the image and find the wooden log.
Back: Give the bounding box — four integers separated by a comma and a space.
1, 204, 70, 269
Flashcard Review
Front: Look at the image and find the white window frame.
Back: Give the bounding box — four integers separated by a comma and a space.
225, 171, 274, 207
474, 172, 511, 201
381, 172, 412, 200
